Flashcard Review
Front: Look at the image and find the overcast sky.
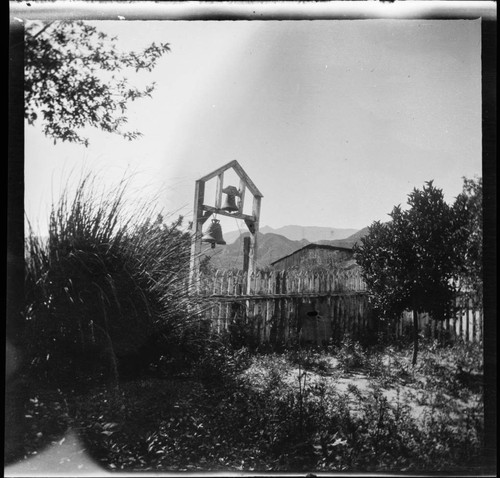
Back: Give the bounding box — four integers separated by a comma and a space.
24, 19, 482, 235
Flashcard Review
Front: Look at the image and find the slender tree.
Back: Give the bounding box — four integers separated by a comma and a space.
354, 181, 462, 365
24, 20, 170, 146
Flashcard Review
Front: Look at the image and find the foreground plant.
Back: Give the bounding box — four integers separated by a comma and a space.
23, 173, 201, 390
8, 338, 485, 473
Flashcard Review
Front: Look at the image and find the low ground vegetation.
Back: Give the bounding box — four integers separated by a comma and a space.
7, 338, 484, 473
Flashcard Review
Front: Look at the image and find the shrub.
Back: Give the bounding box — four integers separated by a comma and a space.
23, 173, 202, 389
413, 339, 483, 398
335, 338, 367, 371
287, 348, 332, 375
192, 335, 251, 389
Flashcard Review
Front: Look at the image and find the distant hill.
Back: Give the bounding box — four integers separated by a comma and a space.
203, 232, 308, 270
223, 225, 359, 245
317, 227, 370, 249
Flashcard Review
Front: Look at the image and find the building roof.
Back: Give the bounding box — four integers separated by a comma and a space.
270, 243, 353, 266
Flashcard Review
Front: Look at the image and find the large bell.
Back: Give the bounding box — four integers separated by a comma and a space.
201, 219, 226, 248
221, 185, 240, 212
222, 194, 238, 212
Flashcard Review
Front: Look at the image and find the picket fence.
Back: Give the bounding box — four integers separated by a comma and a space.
195, 269, 482, 345
196, 268, 366, 297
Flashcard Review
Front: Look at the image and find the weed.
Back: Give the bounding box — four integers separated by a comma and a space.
335, 338, 367, 371
287, 348, 332, 375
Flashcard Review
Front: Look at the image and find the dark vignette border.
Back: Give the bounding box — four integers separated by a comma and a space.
8, 1, 497, 475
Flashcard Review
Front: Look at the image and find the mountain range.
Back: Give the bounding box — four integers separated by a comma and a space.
204, 226, 369, 270
223, 225, 359, 245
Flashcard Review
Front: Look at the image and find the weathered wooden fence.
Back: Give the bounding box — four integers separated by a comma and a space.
395, 299, 483, 343
194, 269, 482, 345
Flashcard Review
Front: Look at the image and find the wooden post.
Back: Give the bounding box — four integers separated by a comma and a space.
243, 236, 251, 275
466, 303, 470, 342
238, 179, 246, 214
246, 195, 261, 294
412, 309, 419, 366
189, 180, 205, 293
215, 173, 224, 210
480, 307, 484, 342
458, 297, 463, 340
472, 301, 477, 342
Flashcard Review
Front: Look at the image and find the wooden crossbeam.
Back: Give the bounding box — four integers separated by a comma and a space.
202, 205, 255, 222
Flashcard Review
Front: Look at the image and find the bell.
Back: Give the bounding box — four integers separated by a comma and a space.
222, 193, 239, 212
221, 185, 240, 212
201, 219, 226, 248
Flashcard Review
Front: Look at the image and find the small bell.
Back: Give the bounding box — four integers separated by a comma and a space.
221, 185, 240, 213
201, 219, 226, 248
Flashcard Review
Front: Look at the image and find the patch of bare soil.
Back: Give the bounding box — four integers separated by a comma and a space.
241, 350, 483, 424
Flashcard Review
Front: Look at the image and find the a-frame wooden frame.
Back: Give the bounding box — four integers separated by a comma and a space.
189, 160, 263, 294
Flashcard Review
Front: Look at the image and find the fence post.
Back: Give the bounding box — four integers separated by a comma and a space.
250, 271, 256, 295
466, 303, 470, 342
472, 299, 477, 342
227, 271, 233, 296
458, 296, 463, 340
480, 307, 484, 342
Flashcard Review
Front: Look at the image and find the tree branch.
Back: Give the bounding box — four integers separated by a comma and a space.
31, 22, 55, 40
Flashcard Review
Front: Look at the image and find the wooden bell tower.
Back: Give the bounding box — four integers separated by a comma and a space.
189, 160, 263, 294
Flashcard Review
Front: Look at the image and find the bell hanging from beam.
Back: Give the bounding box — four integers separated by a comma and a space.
201, 218, 226, 248
221, 185, 240, 213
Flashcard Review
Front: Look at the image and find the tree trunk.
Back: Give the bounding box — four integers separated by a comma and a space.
412, 309, 419, 366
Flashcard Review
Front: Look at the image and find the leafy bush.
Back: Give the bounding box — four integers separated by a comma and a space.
413, 339, 483, 399
335, 338, 367, 371
192, 336, 251, 389
287, 348, 332, 375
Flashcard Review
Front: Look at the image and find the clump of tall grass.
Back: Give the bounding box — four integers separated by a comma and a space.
23, 173, 204, 389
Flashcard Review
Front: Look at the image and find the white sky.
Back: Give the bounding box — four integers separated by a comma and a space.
24, 19, 482, 235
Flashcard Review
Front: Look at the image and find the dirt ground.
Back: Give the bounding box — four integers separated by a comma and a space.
241, 351, 483, 425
